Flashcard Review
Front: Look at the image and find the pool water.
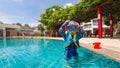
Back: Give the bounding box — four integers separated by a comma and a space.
0, 38, 120, 68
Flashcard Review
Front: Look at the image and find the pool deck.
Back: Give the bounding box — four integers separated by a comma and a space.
79, 38, 120, 62
50, 37, 120, 62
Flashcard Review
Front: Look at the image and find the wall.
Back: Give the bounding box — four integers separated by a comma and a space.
9, 30, 17, 36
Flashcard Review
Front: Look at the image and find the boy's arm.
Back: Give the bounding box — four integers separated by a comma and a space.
78, 27, 86, 39
58, 22, 68, 38
58, 20, 70, 38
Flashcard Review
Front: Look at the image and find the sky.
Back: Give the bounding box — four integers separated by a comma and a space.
0, 0, 80, 27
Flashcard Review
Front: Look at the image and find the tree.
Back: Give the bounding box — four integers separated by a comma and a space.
16, 22, 22, 26
24, 24, 30, 27
39, 5, 62, 30
0, 21, 3, 24
38, 24, 45, 33
39, 0, 120, 35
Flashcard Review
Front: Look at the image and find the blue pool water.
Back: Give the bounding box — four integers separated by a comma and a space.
0, 38, 120, 68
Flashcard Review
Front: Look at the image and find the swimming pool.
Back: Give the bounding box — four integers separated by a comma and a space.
0, 38, 120, 68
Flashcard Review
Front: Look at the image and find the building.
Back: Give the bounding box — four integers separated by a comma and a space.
81, 18, 110, 37
18, 26, 33, 36
0, 23, 20, 37
31, 26, 40, 36
0, 23, 42, 37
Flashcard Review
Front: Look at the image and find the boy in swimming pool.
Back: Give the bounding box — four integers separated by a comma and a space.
58, 20, 86, 60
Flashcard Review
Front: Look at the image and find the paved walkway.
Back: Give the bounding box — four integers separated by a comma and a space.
79, 38, 120, 62
80, 38, 120, 52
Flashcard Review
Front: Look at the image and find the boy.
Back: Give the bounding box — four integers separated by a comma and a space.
58, 20, 86, 60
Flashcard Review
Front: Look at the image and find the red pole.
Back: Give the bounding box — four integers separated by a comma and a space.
48, 31, 50, 37
109, 13, 113, 37
78, 22, 81, 34
97, 6, 102, 39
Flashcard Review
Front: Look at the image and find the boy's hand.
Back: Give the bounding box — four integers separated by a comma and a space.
65, 20, 70, 24
76, 22, 80, 27
61, 20, 70, 27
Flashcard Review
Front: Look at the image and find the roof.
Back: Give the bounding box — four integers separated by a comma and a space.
0, 23, 20, 29
91, 18, 98, 20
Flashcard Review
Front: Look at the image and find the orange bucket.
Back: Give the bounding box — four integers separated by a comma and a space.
93, 42, 101, 49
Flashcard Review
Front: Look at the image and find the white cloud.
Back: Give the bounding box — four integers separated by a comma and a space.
64, 3, 73, 8
0, 12, 39, 27
11, 0, 24, 2
0, 12, 23, 24
29, 22, 39, 27
0, 13, 13, 24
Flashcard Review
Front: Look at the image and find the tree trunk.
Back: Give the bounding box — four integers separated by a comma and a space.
114, 22, 120, 36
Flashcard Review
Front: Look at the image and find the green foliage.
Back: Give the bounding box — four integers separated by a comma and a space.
16, 22, 22, 26
24, 24, 30, 27
38, 24, 45, 32
39, 5, 62, 30
39, 0, 120, 33
0, 21, 3, 24
103, 16, 110, 26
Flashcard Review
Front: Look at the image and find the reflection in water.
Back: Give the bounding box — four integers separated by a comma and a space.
43, 39, 49, 47
3, 38, 6, 48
